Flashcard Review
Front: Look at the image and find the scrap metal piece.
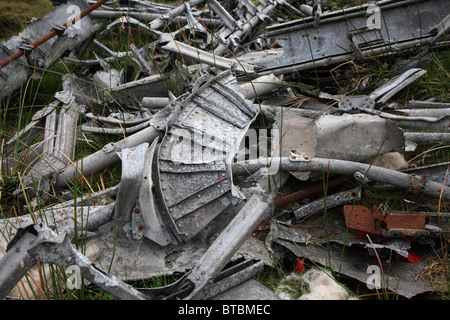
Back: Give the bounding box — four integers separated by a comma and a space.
369, 68, 428, 104
147, 0, 207, 30
183, 193, 270, 299
113, 143, 149, 223
209, 0, 240, 32
55, 124, 162, 189
405, 100, 450, 109
98, 16, 154, 39
152, 70, 260, 242
272, 233, 434, 298
0, 0, 103, 99
344, 205, 430, 241
0, 193, 268, 300
213, 0, 278, 56
137, 138, 177, 245
314, 113, 405, 163
161, 39, 257, 74
338, 95, 376, 110
90, 9, 222, 27
2, 102, 58, 160
137, 193, 271, 300
250, 0, 450, 75
273, 108, 316, 181
12, 96, 86, 202
293, 187, 361, 221
232, 156, 450, 201
1, 223, 149, 300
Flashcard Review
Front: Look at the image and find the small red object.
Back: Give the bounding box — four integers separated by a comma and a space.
294, 258, 306, 273
407, 250, 423, 263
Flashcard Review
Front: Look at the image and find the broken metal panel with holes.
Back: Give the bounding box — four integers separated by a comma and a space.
134, 70, 260, 244
246, 0, 450, 75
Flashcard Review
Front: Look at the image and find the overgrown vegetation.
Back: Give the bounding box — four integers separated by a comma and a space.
0, 0, 54, 42
0, 0, 449, 300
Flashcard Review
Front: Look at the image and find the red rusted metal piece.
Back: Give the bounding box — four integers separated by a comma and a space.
252, 219, 270, 241
274, 175, 351, 208
343, 205, 430, 241
0, 0, 108, 71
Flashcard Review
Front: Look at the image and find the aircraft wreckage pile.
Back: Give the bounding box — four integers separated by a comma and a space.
0, 0, 449, 300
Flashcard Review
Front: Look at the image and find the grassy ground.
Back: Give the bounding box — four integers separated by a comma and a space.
0, 0, 54, 42
0, 0, 449, 300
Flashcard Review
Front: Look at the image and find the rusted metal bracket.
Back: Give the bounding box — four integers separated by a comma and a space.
343, 205, 431, 241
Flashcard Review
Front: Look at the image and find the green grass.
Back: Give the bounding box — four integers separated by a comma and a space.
0, 0, 54, 42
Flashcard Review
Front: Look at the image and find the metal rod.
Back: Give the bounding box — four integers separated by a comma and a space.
0, 0, 108, 71
232, 157, 450, 201
273, 175, 351, 208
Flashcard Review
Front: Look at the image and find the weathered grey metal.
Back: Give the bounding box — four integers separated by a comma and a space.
98, 16, 154, 39
202, 259, 265, 299
400, 162, 450, 188
273, 108, 317, 181
111, 73, 181, 106
351, 107, 449, 132
24, 223, 149, 300
11, 96, 86, 202
404, 132, 450, 145
251, 0, 450, 75
161, 39, 257, 74
213, 0, 278, 56
81, 119, 152, 135
85, 0, 176, 12
237, 73, 283, 100
0, 201, 115, 247
150, 70, 260, 243
292, 187, 361, 221
183, 193, 270, 299
405, 100, 450, 109
137, 193, 271, 299
113, 143, 149, 222
396, 108, 450, 118
209, 0, 240, 32
141, 96, 170, 108
84, 111, 152, 127
148, 0, 207, 30
55, 125, 161, 189
137, 138, 177, 245
0, 192, 269, 300
90, 10, 222, 26
314, 113, 405, 163
0, 224, 52, 300
369, 68, 428, 104
0, 0, 97, 99
3, 102, 58, 160
270, 221, 435, 298
232, 156, 450, 201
